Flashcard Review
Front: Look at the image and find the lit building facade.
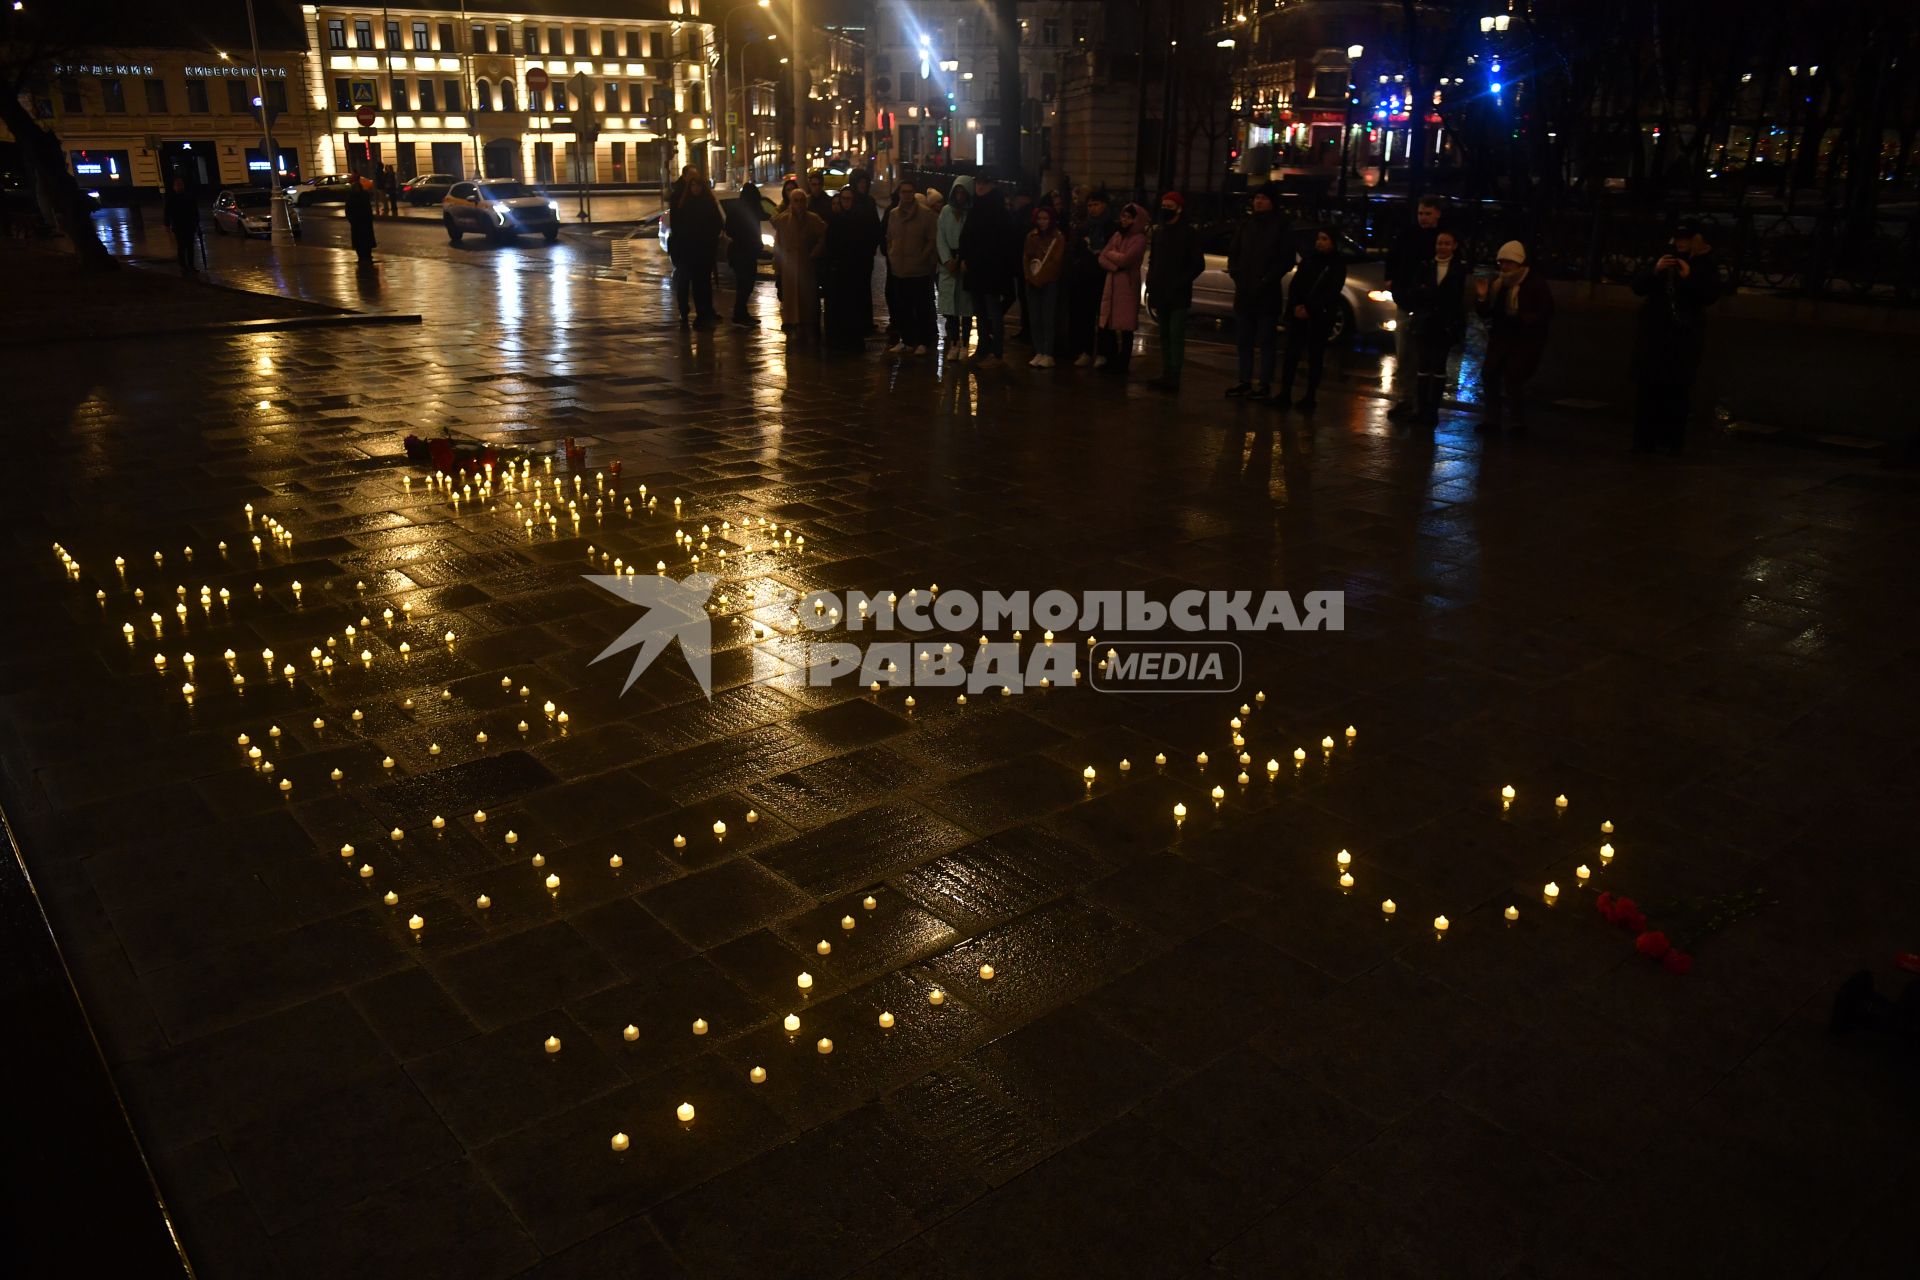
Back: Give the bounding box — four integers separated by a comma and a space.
301, 1, 717, 187
11, 33, 323, 198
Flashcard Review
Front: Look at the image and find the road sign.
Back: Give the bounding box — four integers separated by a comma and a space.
726, 111, 738, 126
526, 66, 549, 93
349, 80, 376, 103
355, 103, 377, 129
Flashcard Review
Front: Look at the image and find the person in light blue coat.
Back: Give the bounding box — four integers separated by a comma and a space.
936, 175, 975, 354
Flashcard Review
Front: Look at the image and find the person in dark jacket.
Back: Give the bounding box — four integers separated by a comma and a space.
821, 187, 873, 353
1384, 196, 1445, 417
1630, 220, 1721, 454
162, 176, 199, 272
1275, 229, 1345, 410
1066, 188, 1115, 366
957, 170, 1014, 367
847, 171, 882, 332
1404, 229, 1469, 425
668, 167, 724, 328
726, 181, 767, 325
1144, 190, 1206, 393
1225, 186, 1294, 397
1472, 240, 1555, 434
344, 176, 377, 267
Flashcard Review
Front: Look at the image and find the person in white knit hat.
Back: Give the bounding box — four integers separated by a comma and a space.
1472, 240, 1555, 434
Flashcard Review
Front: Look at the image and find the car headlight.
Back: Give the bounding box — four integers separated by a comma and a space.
1366, 289, 1393, 302
547, 200, 559, 213
1381, 319, 1398, 332
489, 201, 511, 220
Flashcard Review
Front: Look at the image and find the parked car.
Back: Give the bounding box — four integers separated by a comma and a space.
401, 172, 458, 205
442, 180, 561, 244
285, 174, 357, 207
1188, 225, 1395, 345
210, 188, 275, 238
656, 186, 778, 270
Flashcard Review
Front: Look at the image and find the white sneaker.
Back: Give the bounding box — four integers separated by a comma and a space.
913, 344, 929, 355
886, 342, 905, 354
1073, 354, 1092, 368
1092, 355, 1107, 368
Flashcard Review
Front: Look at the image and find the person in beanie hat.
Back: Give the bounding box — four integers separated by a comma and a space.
1630, 219, 1721, 454
1145, 190, 1206, 392
1473, 240, 1554, 434
1226, 184, 1294, 397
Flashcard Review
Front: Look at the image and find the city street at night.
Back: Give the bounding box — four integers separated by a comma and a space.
6, 1, 1920, 1278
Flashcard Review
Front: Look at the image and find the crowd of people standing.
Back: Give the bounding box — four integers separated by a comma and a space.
662, 164, 1724, 454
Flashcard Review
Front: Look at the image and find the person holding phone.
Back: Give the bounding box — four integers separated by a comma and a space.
1472, 241, 1554, 434
1630, 219, 1721, 454
1406, 229, 1469, 425
1275, 229, 1346, 411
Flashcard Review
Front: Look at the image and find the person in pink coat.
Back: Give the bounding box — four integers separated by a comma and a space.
1096, 202, 1149, 376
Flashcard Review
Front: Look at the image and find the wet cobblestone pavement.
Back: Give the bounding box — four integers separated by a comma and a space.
3, 227, 1918, 1279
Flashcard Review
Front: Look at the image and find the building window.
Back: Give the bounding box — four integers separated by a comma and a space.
551, 84, 567, 111
185, 78, 208, 112
649, 32, 663, 58
391, 78, 409, 110
58, 76, 82, 113
443, 80, 461, 111
626, 32, 640, 57
333, 78, 354, 111
1073, 16, 1089, 44
573, 28, 589, 55
549, 28, 562, 55
472, 26, 488, 54
143, 77, 167, 113
354, 19, 373, 49
1041, 72, 1056, 99
387, 21, 401, 50
500, 80, 516, 111
1043, 19, 1059, 46
899, 78, 914, 102
327, 19, 346, 50
528, 87, 544, 111
689, 83, 705, 114
437, 23, 454, 51
606, 29, 622, 56
99, 76, 125, 112
526, 27, 541, 55
497, 26, 511, 54
475, 79, 493, 110
226, 79, 251, 112
418, 79, 435, 111
413, 22, 429, 51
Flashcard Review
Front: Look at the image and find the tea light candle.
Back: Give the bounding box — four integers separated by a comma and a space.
816, 940, 831, 956
431, 816, 446, 830
545, 873, 560, 891
676, 1102, 695, 1122
1339, 872, 1354, 890
1336, 849, 1351, 869
530, 852, 546, 868
1172, 803, 1187, 822
929, 988, 945, 1006
1118, 758, 1131, 772
1544, 881, 1561, 903
476, 894, 491, 909
816, 1038, 833, 1055
1083, 765, 1096, 786
1600, 820, 1614, 834
1344, 725, 1356, 739
1321, 735, 1335, 751
1555, 794, 1569, 809
749, 1066, 767, 1084
1266, 758, 1280, 776
330, 768, 343, 782
797, 972, 813, 990
783, 1014, 800, 1032
1599, 842, 1614, 864
1382, 899, 1397, 916
1575, 865, 1591, 882
504, 831, 519, 844
712, 820, 726, 837
978, 964, 995, 981
1210, 785, 1225, 801
841, 915, 855, 930
862, 895, 877, 911
1293, 747, 1307, 763
610, 1132, 629, 1152
360, 864, 375, 879
878, 1011, 895, 1029
1154, 753, 1167, 766
1501, 785, 1516, 801
278, 779, 292, 792
1504, 905, 1520, 921
609, 854, 624, 869
672, 835, 686, 848
1433, 914, 1449, 934
383, 890, 398, 905
407, 914, 424, 931
381, 757, 395, 769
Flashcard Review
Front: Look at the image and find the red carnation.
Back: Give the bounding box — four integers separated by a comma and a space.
1621, 909, 1647, 933
1661, 949, 1693, 974
1635, 930, 1671, 959
1595, 892, 1614, 917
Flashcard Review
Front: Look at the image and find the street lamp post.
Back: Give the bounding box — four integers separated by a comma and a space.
722, 0, 772, 184
1336, 43, 1362, 205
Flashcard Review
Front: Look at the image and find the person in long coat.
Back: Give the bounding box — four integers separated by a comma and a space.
1472, 240, 1555, 434
1276, 229, 1346, 410
771, 188, 825, 335
936, 175, 974, 353
162, 176, 199, 272
1095, 202, 1149, 376
344, 176, 377, 267
1630, 220, 1721, 454
668, 168, 724, 328
821, 188, 873, 353
1404, 228, 1469, 425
